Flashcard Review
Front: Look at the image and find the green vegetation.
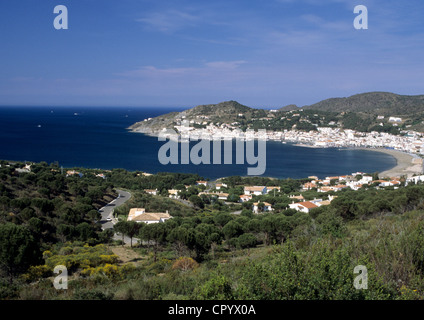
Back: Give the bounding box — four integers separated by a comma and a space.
0, 161, 117, 248
2, 160, 424, 300
303, 91, 424, 116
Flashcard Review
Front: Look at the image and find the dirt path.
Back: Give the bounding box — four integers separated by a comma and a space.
110, 246, 145, 266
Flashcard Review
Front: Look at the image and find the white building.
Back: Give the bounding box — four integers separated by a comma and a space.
252, 202, 273, 214
168, 189, 180, 199
215, 183, 227, 190
406, 175, 424, 185
289, 201, 318, 213
266, 186, 281, 194
244, 186, 267, 196
239, 194, 253, 203
127, 208, 172, 224
144, 189, 158, 195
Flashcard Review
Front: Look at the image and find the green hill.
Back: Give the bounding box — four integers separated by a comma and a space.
302, 92, 424, 116
278, 104, 299, 112
128, 100, 260, 135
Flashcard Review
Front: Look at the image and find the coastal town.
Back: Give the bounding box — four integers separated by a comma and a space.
144, 111, 424, 179
169, 116, 424, 156
12, 160, 423, 224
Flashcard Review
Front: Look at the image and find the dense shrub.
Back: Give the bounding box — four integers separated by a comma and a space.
172, 257, 199, 271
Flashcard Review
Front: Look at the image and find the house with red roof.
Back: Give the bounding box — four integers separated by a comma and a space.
289, 201, 318, 213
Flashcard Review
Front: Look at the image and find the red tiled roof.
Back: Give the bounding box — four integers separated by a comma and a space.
299, 201, 318, 209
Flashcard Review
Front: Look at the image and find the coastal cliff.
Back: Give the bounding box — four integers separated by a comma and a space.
128, 100, 258, 135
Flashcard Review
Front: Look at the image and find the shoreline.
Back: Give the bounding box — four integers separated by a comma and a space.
357, 148, 423, 178
213, 147, 424, 181
4, 145, 422, 181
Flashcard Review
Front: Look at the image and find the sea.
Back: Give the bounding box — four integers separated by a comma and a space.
0, 106, 397, 180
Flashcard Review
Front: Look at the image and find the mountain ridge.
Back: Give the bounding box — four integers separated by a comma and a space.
301, 91, 424, 116
129, 92, 424, 134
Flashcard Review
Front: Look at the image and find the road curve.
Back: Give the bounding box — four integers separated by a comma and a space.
98, 189, 132, 230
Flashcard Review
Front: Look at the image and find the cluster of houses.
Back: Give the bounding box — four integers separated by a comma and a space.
242, 185, 336, 213
301, 173, 402, 192
241, 186, 280, 213
139, 173, 409, 217
165, 111, 424, 155
129, 171, 424, 223
144, 181, 229, 200
283, 127, 424, 155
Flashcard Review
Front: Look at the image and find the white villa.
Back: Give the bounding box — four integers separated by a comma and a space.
239, 194, 253, 203
144, 189, 158, 195
127, 208, 172, 224
199, 192, 229, 200
215, 183, 228, 190
252, 202, 273, 214
289, 196, 336, 213
168, 189, 180, 199
266, 186, 281, 194
406, 175, 424, 185
289, 201, 318, 213
244, 186, 267, 196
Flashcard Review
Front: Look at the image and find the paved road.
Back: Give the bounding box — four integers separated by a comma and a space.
98, 189, 139, 245
99, 189, 132, 230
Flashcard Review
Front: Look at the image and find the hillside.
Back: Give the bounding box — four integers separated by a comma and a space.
302, 92, 424, 116
278, 104, 299, 112
3, 161, 424, 300
128, 100, 258, 135
302, 92, 424, 132
129, 92, 424, 135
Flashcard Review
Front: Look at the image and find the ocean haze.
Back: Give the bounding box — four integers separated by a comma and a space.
0, 106, 396, 179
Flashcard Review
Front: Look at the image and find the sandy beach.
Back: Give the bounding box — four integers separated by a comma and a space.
361, 148, 423, 178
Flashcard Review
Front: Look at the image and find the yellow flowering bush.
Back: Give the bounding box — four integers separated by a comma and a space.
21, 265, 51, 282
44, 243, 119, 273
24, 243, 134, 283
99, 254, 119, 264
42, 250, 52, 259
81, 263, 135, 279
399, 285, 424, 300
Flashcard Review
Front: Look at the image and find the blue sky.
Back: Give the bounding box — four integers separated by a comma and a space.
0, 0, 423, 108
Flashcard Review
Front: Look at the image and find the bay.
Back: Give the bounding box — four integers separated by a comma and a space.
0, 106, 396, 180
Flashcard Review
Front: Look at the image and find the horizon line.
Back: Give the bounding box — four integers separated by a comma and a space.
1, 90, 423, 110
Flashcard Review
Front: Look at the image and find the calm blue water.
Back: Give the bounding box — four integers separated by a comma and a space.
0, 106, 396, 180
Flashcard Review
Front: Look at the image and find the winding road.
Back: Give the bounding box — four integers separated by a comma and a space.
98, 189, 133, 244
99, 189, 131, 228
